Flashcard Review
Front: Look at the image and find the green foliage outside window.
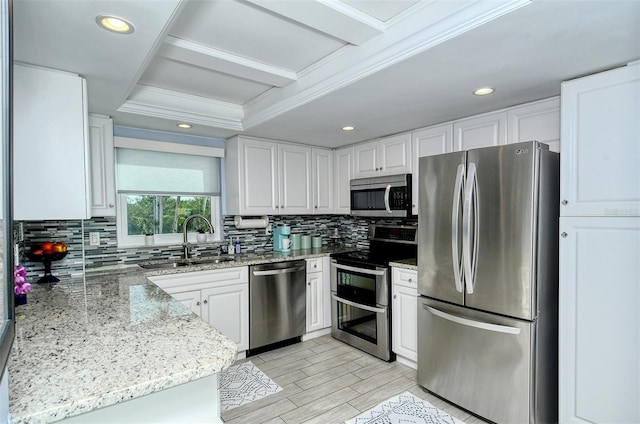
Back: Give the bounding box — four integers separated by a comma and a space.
126, 194, 213, 236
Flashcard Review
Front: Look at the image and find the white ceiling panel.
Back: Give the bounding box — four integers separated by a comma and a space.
342, 0, 421, 22
139, 56, 270, 104
168, 0, 347, 72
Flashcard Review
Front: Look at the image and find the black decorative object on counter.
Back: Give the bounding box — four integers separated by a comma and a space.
26, 251, 68, 284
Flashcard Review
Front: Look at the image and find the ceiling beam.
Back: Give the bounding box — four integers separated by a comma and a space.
159, 36, 297, 87
245, 0, 384, 46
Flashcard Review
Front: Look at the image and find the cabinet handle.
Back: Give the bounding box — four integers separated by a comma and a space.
196, 301, 201, 306
561, 232, 568, 238
561, 200, 568, 206
281, 205, 284, 209
203, 300, 208, 304
308, 282, 311, 286
314, 205, 318, 209
393, 295, 397, 299
108, 203, 114, 208
408, 278, 413, 282
314, 264, 317, 268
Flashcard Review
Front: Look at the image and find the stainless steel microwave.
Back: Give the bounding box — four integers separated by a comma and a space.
350, 174, 412, 217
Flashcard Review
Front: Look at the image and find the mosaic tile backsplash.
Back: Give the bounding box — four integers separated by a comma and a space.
18, 215, 417, 279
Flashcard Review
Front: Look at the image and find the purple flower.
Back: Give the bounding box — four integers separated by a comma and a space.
14, 264, 31, 295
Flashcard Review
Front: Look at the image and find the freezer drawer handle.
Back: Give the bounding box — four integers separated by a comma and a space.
332, 263, 386, 276
252, 266, 306, 276
423, 305, 521, 335
451, 163, 465, 293
332, 294, 386, 314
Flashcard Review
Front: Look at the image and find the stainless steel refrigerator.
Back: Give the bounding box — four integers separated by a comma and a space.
417, 141, 559, 424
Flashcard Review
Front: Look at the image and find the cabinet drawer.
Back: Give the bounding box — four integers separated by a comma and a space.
392, 267, 418, 289
306, 258, 323, 272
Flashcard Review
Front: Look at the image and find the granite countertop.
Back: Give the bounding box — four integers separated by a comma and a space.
9, 248, 350, 423
8, 268, 237, 424
137, 247, 352, 276
389, 258, 418, 270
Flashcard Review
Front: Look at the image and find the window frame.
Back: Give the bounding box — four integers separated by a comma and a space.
116, 193, 222, 248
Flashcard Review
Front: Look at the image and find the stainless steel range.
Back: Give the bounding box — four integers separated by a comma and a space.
330, 224, 417, 361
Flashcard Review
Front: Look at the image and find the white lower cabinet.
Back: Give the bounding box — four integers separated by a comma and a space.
149, 267, 249, 353
306, 257, 331, 334
391, 267, 418, 367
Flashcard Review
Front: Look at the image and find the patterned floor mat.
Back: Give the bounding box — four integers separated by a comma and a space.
346, 391, 465, 424
219, 361, 282, 412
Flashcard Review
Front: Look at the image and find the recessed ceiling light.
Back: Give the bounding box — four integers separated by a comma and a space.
473, 87, 495, 96
342, 126, 355, 131
177, 123, 192, 129
96, 15, 135, 34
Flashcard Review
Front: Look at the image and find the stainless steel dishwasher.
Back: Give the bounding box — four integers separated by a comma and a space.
249, 260, 306, 353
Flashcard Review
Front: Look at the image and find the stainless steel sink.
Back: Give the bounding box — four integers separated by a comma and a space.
139, 257, 235, 269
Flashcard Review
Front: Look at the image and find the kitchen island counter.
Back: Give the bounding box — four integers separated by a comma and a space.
8, 268, 237, 423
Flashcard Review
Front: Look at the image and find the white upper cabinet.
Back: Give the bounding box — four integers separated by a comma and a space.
507, 97, 560, 152
88, 115, 116, 217
226, 136, 279, 215
278, 143, 312, 214
225, 136, 313, 215
560, 63, 640, 217
312, 147, 333, 214
453, 111, 507, 151
333, 146, 353, 214
410, 123, 453, 214
13, 64, 90, 220
354, 133, 411, 178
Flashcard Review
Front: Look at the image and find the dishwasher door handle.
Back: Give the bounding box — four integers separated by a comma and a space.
252, 266, 306, 276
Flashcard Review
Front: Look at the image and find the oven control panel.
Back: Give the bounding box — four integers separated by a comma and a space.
368, 225, 417, 244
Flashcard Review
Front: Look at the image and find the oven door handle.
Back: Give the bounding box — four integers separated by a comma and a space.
332, 294, 386, 314
332, 263, 386, 276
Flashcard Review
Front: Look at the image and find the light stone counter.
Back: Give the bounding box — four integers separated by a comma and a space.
389, 258, 418, 271
8, 268, 237, 423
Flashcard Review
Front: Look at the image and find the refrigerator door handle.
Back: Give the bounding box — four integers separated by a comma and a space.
384, 184, 392, 213
462, 162, 478, 294
423, 305, 521, 335
451, 163, 465, 293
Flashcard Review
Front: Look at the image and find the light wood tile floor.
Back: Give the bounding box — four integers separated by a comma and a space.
222, 335, 488, 424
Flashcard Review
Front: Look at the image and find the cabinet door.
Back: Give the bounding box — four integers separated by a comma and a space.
201, 283, 249, 352
239, 139, 279, 215
279, 143, 312, 214
559, 217, 640, 424
353, 141, 380, 178
411, 123, 453, 214
453, 111, 507, 151
312, 148, 333, 214
13, 64, 90, 220
169, 290, 202, 317
560, 64, 640, 217
392, 282, 418, 363
333, 147, 353, 214
507, 97, 560, 152
306, 271, 324, 333
322, 256, 331, 328
88, 115, 116, 217
379, 133, 411, 176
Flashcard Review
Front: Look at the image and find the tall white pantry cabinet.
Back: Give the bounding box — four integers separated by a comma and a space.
559, 62, 639, 424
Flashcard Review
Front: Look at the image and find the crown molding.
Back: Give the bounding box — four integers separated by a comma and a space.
118, 85, 244, 131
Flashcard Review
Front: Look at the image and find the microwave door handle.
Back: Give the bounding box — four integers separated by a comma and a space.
384, 184, 392, 213
452, 164, 465, 293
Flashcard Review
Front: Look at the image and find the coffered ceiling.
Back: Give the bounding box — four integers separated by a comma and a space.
13, 0, 640, 148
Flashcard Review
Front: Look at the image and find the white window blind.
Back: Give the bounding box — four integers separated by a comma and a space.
116, 148, 221, 195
